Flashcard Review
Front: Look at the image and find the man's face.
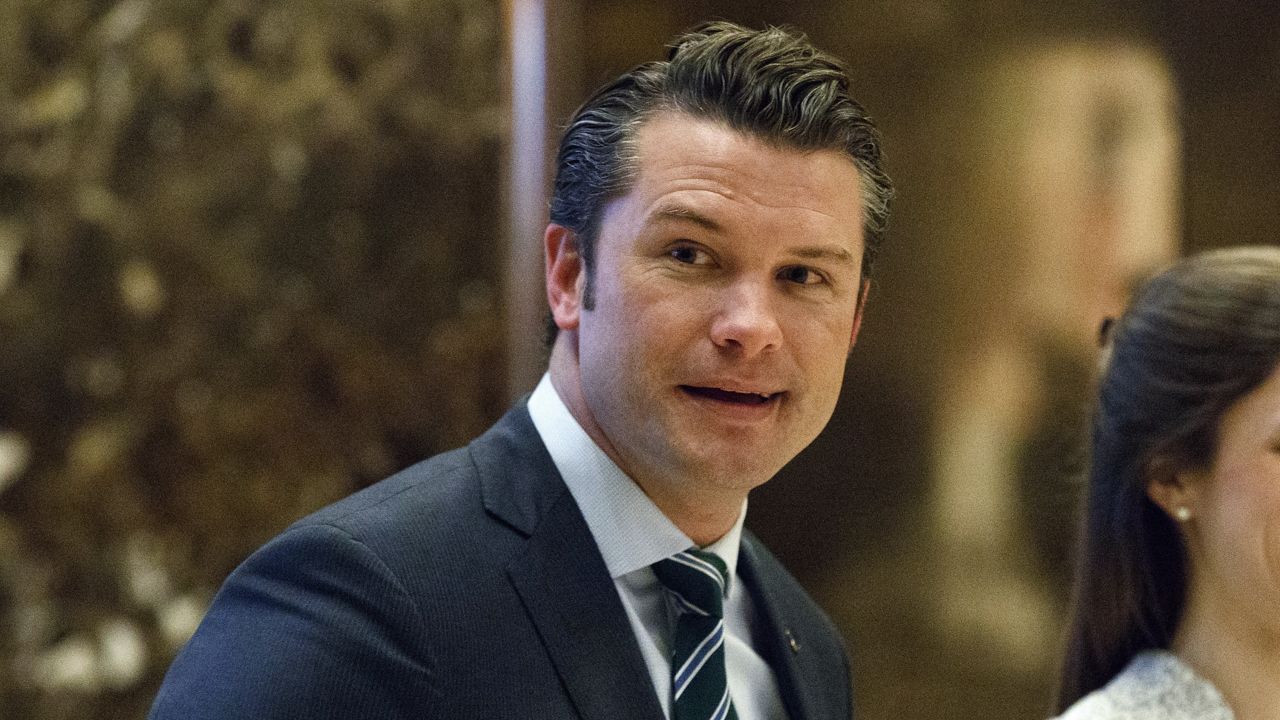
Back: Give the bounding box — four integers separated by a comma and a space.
555, 111, 867, 499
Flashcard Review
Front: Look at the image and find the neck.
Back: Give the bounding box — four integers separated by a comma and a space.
1174, 575, 1280, 720
649, 492, 743, 548
546, 337, 745, 546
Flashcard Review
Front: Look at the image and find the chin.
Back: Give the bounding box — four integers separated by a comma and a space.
665, 428, 804, 487
683, 456, 784, 492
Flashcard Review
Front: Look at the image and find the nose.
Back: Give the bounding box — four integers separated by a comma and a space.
709, 279, 783, 356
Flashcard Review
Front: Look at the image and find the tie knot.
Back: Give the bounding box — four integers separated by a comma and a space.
652, 549, 730, 618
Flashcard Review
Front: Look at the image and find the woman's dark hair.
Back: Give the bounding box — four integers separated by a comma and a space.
1056, 246, 1280, 710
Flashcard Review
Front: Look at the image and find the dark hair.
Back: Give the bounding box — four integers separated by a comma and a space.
545, 21, 893, 341
1056, 246, 1280, 710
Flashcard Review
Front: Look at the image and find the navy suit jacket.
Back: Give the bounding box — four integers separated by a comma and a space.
149, 403, 853, 719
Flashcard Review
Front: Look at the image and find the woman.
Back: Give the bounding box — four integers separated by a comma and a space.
1054, 246, 1280, 719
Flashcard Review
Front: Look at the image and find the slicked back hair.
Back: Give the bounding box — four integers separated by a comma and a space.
546, 21, 892, 341
1056, 246, 1280, 711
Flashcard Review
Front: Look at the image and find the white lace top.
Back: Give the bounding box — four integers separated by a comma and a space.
1054, 650, 1233, 720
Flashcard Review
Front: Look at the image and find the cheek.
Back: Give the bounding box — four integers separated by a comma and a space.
1264, 488, 1280, 596
1210, 477, 1280, 605
590, 296, 698, 380
633, 293, 713, 349
1267, 519, 1280, 597
787, 312, 855, 373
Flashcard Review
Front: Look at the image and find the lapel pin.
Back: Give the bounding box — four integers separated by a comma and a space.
785, 628, 801, 654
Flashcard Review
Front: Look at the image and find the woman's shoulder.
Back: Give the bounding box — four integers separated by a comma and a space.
1052, 650, 1234, 720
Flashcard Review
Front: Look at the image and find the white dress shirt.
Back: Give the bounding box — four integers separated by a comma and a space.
527, 374, 787, 720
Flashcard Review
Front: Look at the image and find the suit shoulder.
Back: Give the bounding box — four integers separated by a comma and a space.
293, 402, 553, 544
150, 522, 432, 720
298, 445, 476, 535
259, 404, 561, 598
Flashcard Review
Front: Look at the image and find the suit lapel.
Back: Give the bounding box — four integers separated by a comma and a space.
739, 537, 823, 720
506, 489, 666, 720
471, 404, 665, 720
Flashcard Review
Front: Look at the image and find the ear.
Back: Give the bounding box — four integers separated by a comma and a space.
545, 223, 584, 332
1145, 455, 1201, 523
848, 278, 871, 350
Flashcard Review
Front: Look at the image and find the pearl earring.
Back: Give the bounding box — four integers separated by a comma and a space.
1174, 506, 1192, 522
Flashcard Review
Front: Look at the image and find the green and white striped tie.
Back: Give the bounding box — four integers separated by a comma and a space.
652, 549, 738, 720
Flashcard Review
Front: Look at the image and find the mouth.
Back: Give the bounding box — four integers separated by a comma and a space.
679, 385, 782, 406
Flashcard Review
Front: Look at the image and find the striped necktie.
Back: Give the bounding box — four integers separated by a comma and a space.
652, 549, 738, 720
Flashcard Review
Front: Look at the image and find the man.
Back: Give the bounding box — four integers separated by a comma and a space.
150, 21, 892, 720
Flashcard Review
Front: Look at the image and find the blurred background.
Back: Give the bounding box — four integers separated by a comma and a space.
0, 0, 1276, 718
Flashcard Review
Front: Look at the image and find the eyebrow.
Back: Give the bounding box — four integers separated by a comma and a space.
651, 203, 723, 232
791, 245, 858, 267
650, 202, 859, 268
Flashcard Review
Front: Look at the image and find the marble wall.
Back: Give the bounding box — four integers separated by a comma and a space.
0, 1, 505, 717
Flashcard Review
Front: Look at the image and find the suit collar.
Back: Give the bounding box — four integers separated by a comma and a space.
470, 403, 666, 720
471, 400, 564, 537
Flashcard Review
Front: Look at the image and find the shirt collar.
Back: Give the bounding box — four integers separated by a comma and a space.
527, 373, 746, 586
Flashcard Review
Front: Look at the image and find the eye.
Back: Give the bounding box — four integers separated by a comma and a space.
669, 245, 712, 265
779, 265, 824, 285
